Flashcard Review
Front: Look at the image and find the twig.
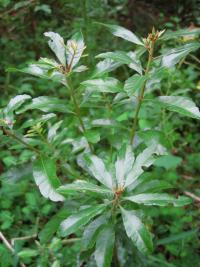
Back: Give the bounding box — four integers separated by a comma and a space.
0, 231, 26, 267
2, 127, 40, 154
62, 237, 80, 244
130, 40, 155, 144
184, 191, 200, 202
11, 234, 37, 246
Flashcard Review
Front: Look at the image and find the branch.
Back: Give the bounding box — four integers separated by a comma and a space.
0, 231, 26, 267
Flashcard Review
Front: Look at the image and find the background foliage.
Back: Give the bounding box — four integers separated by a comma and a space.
0, 1, 200, 267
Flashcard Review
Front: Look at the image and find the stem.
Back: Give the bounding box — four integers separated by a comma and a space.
67, 79, 93, 152
130, 41, 155, 144
0, 232, 26, 267
2, 127, 40, 154
113, 242, 120, 267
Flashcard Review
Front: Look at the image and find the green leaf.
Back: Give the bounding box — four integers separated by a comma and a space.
3, 94, 31, 123
96, 51, 133, 65
161, 43, 200, 67
66, 31, 85, 69
8, 60, 67, 85
125, 143, 158, 188
156, 96, 200, 119
99, 23, 144, 46
92, 59, 121, 77
81, 78, 122, 93
120, 207, 153, 254
83, 154, 114, 189
124, 74, 147, 97
18, 249, 38, 258
33, 156, 64, 202
156, 229, 198, 245
16, 96, 70, 114
82, 214, 108, 250
132, 179, 172, 194
154, 154, 182, 170
124, 193, 192, 206
115, 146, 135, 188
84, 130, 101, 144
161, 28, 200, 40
57, 180, 113, 196
60, 205, 106, 237
21, 113, 56, 129
94, 224, 115, 267
39, 208, 69, 244
44, 31, 66, 66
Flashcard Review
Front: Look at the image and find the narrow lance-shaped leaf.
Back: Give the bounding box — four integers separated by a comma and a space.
33, 156, 64, 202
115, 146, 135, 188
124, 193, 192, 206
125, 143, 158, 188
156, 96, 200, 120
94, 224, 115, 267
96, 51, 142, 74
16, 96, 71, 114
161, 28, 200, 40
83, 154, 114, 189
92, 59, 122, 78
39, 208, 69, 244
57, 180, 113, 196
120, 207, 153, 254
82, 213, 109, 250
98, 23, 144, 46
81, 78, 122, 94
161, 43, 200, 68
44, 31, 66, 66
66, 31, 85, 69
3, 94, 31, 125
124, 74, 147, 97
60, 205, 106, 237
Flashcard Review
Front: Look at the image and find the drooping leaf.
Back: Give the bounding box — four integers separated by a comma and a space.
66, 31, 85, 69
120, 207, 153, 254
3, 94, 31, 124
92, 59, 122, 77
132, 179, 172, 194
8, 63, 66, 85
154, 154, 182, 170
156, 229, 198, 245
124, 193, 192, 206
18, 249, 38, 258
96, 51, 133, 65
48, 120, 63, 142
57, 180, 113, 196
115, 146, 135, 188
161, 28, 200, 40
33, 156, 64, 202
82, 214, 109, 250
39, 209, 69, 244
60, 205, 106, 237
156, 96, 200, 119
84, 130, 101, 144
127, 51, 143, 74
16, 96, 70, 114
161, 43, 200, 67
83, 154, 114, 189
44, 31, 66, 66
81, 78, 122, 93
99, 23, 144, 46
21, 113, 56, 129
124, 74, 147, 97
94, 224, 115, 267
125, 143, 158, 188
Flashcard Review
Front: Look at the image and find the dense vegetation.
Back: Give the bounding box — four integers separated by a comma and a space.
0, 1, 200, 267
